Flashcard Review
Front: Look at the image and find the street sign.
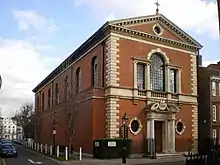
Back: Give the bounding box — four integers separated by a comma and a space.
0, 75, 2, 90
28, 159, 42, 164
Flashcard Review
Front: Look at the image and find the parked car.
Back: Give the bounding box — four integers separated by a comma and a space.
0, 144, 17, 157
1, 139, 13, 146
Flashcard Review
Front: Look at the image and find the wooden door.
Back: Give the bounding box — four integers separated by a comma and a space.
155, 121, 163, 153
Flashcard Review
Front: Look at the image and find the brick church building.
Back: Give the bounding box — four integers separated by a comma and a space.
32, 12, 202, 154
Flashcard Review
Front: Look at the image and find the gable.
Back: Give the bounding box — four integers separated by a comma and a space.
109, 14, 202, 49
126, 21, 185, 43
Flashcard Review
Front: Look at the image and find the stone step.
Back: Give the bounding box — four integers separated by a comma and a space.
156, 153, 184, 159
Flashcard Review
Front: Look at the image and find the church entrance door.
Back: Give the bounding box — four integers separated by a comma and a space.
155, 121, 163, 153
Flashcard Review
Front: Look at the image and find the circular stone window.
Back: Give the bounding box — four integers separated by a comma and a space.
129, 117, 142, 135
175, 120, 186, 135
154, 26, 161, 34
153, 24, 164, 36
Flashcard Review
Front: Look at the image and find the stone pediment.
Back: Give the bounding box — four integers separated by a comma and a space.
144, 100, 179, 113
108, 14, 202, 49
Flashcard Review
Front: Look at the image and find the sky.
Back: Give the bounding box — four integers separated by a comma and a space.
0, 0, 219, 117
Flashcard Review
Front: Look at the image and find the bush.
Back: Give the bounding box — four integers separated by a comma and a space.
93, 138, 132, 159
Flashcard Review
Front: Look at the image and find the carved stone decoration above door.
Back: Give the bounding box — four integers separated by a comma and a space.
144, 100, 179, 113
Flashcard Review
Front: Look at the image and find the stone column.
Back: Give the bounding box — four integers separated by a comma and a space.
169, 119, 176, 153
163, 120, 168, 153
147, 119, 155, 155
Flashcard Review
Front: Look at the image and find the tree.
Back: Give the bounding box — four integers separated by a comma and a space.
60, 76, 79, 158
12, 103, 36, 139
0, 109, 4, 138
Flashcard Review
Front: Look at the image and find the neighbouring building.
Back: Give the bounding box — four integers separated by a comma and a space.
198, 62, 220, 152
33, 12, 202, 154
2, 117, 23, 140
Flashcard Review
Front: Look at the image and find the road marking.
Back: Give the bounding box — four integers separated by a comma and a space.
28, 159, 42, 164
21, 146, 62, 164
2, 159, 6, 165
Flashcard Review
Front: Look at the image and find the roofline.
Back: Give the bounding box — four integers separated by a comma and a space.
160, 14, 203, 49
109, 14, 203, 49
32, 22, 110, 93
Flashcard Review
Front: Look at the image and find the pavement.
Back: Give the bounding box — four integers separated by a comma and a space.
1, 144, 62, 165
0, 144, 186, 165
62, 157, 185, 165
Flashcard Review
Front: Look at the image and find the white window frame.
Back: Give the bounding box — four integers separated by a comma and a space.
213, 105, 217, 122
212, 81, 216, 96
213, 129, 217, 139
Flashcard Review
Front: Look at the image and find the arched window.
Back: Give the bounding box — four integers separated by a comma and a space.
150, 53, 165, 91
76, 67, 81, 94
91, 56, 98, 87
55, 83, 59, 104
48, 88, 51, 108
41, 93, 44, 111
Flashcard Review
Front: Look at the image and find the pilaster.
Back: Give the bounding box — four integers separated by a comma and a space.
105, 35, 120, 138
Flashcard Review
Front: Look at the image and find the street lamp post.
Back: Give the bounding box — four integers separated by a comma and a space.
121, 113, 128, 164
52, 118, 56, 155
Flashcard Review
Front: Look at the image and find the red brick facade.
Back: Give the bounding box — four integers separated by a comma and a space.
33, 14, 202, 154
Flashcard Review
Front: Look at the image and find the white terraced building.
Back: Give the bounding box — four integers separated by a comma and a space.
1, 117, 23, 140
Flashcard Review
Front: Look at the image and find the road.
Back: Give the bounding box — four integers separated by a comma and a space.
1, 144, 61, 165
136, 161, 185, 165
0, 144, 186, 165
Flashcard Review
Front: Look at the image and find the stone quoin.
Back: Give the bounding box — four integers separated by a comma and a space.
32, 13, 202, 154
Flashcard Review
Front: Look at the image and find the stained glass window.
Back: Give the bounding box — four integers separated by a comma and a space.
92, 56, 98, 87
76, 67, 81, 94
150, 54, 165, 91
170, 69, 177, 93
137, 63, 145, 90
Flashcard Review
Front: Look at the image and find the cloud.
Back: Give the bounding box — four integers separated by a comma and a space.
13, 10, 58, 37
73, 0, 219, 38
203, 59, 220, 67
0, 38, 62, 117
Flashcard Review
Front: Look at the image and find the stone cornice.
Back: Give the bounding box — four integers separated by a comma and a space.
108, 24, 199, 51
109, 14, 202, 48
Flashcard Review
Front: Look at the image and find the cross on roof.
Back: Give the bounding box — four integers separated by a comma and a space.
155, 0, 160, 14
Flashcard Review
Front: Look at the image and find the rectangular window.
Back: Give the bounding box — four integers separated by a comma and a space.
170, 69, 177, 93
212, 81, 216, 96
137, 63, 145, 90
213, 105, 217, 122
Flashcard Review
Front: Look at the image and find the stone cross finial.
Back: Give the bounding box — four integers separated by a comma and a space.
155, 0, 160, 14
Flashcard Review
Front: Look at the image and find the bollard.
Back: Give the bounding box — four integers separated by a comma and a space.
79, 147, 82, 160
40, 144, 43, 152
65, 147, 68, 160
37, 143, 39, 152
45, 144, 47, 154
57, 146, 59, 158
50, 145, 52, 156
